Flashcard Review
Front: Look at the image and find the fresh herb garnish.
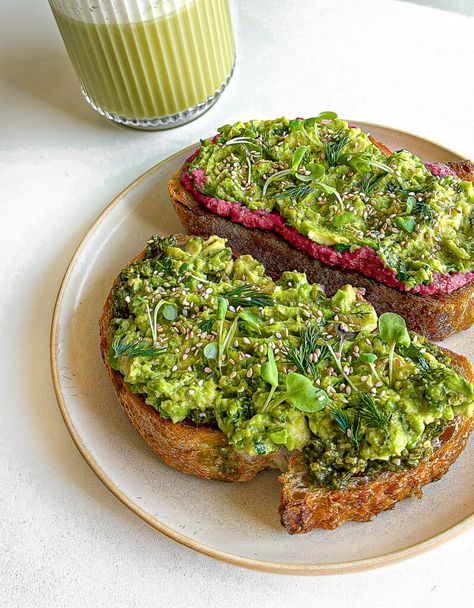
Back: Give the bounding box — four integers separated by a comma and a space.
222, 284, 274, 308
358, 171, 387, 195
203, 342, 218, 359
349, 152, 394, 175
284, 372, 330, 412
111, 335, 165, 360
283, 324, 321, 381
262, 145, 309, 195
331, 407, 362, 449
199, 319, 214, 333
275, 184, 314, 200
378, 312, 411, 386
325, 135, 350, 167
359, 352, 384, 384
261, 346, 279, 410
356, 393, 392, 434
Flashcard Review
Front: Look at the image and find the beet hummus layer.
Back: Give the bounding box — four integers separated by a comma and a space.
181, 152, 474, 297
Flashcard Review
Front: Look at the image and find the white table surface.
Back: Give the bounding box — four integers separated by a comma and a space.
1, 0, 473, 606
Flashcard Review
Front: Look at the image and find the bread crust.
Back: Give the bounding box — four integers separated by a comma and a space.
168, 168, 474, 341
100, 235, 474, 532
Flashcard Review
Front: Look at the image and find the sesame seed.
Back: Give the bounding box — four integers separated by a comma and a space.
246, 368, 253, 378
204, 367, 212, 374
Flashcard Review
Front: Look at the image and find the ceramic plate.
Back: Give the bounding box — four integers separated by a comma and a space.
51, 122, 474, 574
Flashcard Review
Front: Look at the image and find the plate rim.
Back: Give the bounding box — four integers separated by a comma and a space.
50, 123, 474, 575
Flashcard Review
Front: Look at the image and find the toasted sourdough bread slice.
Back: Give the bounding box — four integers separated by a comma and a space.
168, 157, 474, 342
99, 235, 474, 533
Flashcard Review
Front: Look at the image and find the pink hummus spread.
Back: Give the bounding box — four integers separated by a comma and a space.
182, 151, 473, 297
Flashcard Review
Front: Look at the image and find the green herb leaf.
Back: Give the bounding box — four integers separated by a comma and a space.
285, 372, 329, 412
203, 342, 218, 359
217, 297, 228, 320
238, 309, 262, 332
291, 145, 308, 170
317, 111, 338, 121
359, 352, 377, 363
261, 346, 278, 388
378, 312, 411, 386
378, 312, 411, 349
405, 195, 416, 213
333, 211, 355, 228
162, 303, 178, 320
395, 216, 416, 233
295, 162, 326, 183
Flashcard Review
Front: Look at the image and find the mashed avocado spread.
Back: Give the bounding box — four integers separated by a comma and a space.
110, 235, 474, 488
187, 113, 474, 290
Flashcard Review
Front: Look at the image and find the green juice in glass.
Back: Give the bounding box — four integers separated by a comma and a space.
51, 0, 235, 127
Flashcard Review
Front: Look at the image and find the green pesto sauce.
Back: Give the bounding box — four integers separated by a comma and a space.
188, 115, 474, 289
110, 235, 474, 487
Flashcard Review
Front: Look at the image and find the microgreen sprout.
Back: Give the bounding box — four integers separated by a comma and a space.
262, 145, 309, 195
262, 371, 330, 414
261, 346, 279, 411
378, 312, 411, 386
349, 152, 394, 175
359, 352, 384, 385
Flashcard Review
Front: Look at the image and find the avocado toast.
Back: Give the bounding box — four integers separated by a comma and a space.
169, 113, 474, 340
100, 234, 474, 533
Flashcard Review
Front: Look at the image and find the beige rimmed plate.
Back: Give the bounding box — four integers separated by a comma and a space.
51, 122, 474, 575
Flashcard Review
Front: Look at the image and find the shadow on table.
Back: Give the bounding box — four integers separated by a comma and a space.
0, 53, 108, 128
397, 0, 474, 16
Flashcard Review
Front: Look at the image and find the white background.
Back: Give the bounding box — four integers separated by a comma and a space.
1, 1, 473, 606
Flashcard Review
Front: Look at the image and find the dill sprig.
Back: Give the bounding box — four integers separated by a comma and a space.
355, 393, 392, 433
222, 284, 274, 308
324, 135, 350, 167
275, 184, 314, 200
284, 324, 322, 380
111, 335, 166, 359
358, 171, 387, 195
198, 319, 214, 333
331, 408, 362, 449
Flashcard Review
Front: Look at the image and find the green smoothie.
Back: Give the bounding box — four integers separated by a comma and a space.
52, 0, 235, 119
